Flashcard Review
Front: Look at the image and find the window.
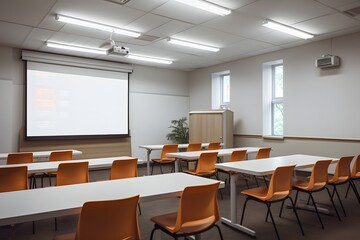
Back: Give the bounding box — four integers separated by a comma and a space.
263, 60, 283, 137
220, 74, 230, 108
212, 71, 230, 109
271, 64, 283, 136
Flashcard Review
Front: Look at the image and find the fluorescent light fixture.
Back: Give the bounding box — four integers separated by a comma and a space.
168, 38, 220, 52
175, 0, 231, 16
46, 41, 107, 55
56, 14, 141, 38
262, 19, 314, 39
126, 54, 173, 64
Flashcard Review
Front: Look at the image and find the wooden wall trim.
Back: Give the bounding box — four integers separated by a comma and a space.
234, 133, 360, 143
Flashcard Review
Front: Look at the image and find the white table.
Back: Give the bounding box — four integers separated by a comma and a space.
139, 143, 220, 175
0, 149, 82, 162
0, 172, 224, 226
215, 154, 336, 237
0, 156, 145, 174
167, 147, 263, 172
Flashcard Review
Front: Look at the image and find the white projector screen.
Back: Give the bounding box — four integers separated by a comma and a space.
26, 62, 129, 139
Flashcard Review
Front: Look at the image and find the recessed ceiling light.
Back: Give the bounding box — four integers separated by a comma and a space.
175, 0, 231, 16
262, 19, 314, 39
168, 38, 220, 52
126, 54, 173, 64
56, 14, 141, 38
46, 41, 107, 55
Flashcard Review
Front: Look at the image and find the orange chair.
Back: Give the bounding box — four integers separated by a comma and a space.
240, 165, 304, 240
183, 152, 219, 178
109, 158, 138, 180
109, 158, 142, 215
345, 154, 360, 203
217, 150, 249, 187
151, 144, 178, 175
328, 156, 354, 216
54, 161, 89, 230
53, 195, 141, 240
0, 166, 35, 233
0, 166, 28, 193
42, 150, 73, 187
7, 152, 36, 188
150, 182, 223, 240
180, 143, 202, 171
254, 147, 272, 186
292, 160, 340, 228
207, 142, 221, 150
56, 162, 89, 186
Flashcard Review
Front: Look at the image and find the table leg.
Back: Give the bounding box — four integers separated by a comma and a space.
174, 159, 179, 172
220, 173, 256, 237
146, 149, 152, 176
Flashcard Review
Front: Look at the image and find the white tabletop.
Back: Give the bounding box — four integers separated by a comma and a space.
138, 143, 219, 150
167, 147, 262, 160
0, 172, 224, 226
215, 154, 337, 176
0, 149, 82, 161
0, 156, 145, 174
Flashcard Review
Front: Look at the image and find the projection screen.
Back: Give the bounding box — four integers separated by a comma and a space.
26, 62, 129, 139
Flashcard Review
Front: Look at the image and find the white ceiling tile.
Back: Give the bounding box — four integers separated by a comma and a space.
172, 26, 244, 47
125, 13, 170, 33
0, 21, 32, 48
22, 28, 55, 50
203, 12, 272, 38
236, 0, 336, 25
152, 1, 220, 25
336, 1, 360, 11
294, 13, 360, 35
147, 20, 193, 38
0, 0, 56, 27
317, 0, 360, 8
123, 0, 169, 12
47, 32, 107, 49
59, 25, 111, 41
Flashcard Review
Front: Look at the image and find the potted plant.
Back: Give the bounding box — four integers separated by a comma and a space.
166, 117, 189, 144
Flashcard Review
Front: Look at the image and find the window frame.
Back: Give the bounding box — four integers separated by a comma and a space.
271, 64, 283, 136
220, 73, 230, 109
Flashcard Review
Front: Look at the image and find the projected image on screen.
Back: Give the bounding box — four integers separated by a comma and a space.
26, 62, 129, 139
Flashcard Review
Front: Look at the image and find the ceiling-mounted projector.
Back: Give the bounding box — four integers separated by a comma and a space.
107, 45, 129, 56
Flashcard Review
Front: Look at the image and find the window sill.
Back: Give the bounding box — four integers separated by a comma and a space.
262, 135, 284, 140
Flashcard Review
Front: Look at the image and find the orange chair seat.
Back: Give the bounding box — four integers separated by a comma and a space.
353, 172, 360, 178
183, 169, 215, 177
241, 186, 290, 202
328, 175, 349, 184
152, 158, 176, 164
293, 179, 327, 191
151, 212, 216, 234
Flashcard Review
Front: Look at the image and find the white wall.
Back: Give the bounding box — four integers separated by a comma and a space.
0, 47, 190, 161
189, 31, 360, 157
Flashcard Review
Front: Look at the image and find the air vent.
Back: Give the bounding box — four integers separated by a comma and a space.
315, 55, 340, 69
344, 6, 360, 16
105, 0, 132, 5
137, 34, 161, 42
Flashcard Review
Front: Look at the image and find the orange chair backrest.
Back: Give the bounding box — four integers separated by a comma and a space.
230, 150, 247, 162
109, 158, 138, 180
187, 143, 202, 152
195, 152, 218, 174
160, 144, 178, 159
308, 160, 332, 189
256, 148, 271, 159
7, 152, 33, 164
76, 195, 140, 240
207, 142, 221, 150
332, 156, 353, 181
0, 166, 28, 192
49, 150, 73, 162
266, 165, 295, 201
351, 155, 360, 177
56, 162, 89, 186
174, 182, 220, 233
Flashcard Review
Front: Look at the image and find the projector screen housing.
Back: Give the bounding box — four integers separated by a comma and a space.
25, 61, 130, 140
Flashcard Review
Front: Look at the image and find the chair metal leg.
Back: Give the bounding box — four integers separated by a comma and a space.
325, 187, 341, 221
214, 224, 224, 240
350, 180, 360, 203
138, 203, 142, 215
309, 193, 324, 229
266, 203, 281, 240
150, 225, 157, 240
254, 176, 259, 187
289, 196, 305, 236
240, 197, 250, 225
294, 190, 299, 206
160, 164, 164, 174
279, 200, 285, 218
265, 203, 271, 222
263, 176, 268, 187
332, 186, 347, 216
151, 162, 155, 175
32, 221, 35, 234
345, 182, 351, 198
